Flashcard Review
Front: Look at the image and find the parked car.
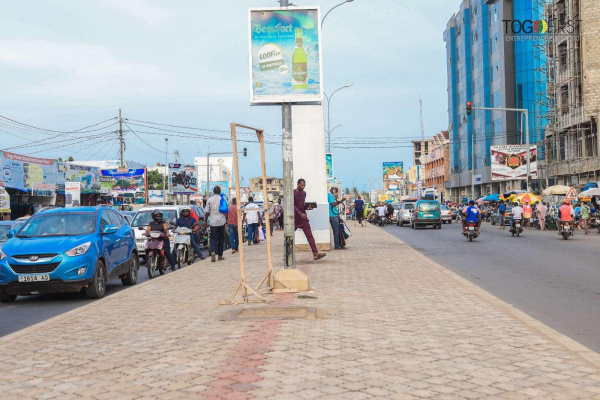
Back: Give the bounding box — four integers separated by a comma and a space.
491, 206, 513, 225
411, 200, 442, 229
392, 203, 402, 223
440, 205, 453, 224
396, 202, 416, 226
131, 206, 182, 258
0, 206, 138, 302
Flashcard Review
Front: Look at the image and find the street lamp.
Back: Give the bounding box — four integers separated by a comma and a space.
322, 0, 354, 27
324, 84, 353, 152
206, 149, 247, 197
163, 138, 168, 205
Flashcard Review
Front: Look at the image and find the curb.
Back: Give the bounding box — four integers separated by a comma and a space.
377, 226, 600, 369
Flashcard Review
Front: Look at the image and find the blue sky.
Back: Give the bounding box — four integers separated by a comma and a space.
0, 0, 459, 190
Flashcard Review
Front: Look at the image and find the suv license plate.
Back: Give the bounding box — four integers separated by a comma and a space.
18, 274, 50, 283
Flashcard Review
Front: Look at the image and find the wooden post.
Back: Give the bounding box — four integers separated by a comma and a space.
230, 123, 247, 300
258, 130, 274, 288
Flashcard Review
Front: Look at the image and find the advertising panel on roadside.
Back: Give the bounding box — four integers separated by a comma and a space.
148, 190, 165, 204
100, 169, 146, 204
491, 145, 537, 181
0, 151, 60, 196
201, 181, 229, 197
325, 153, 334, 180
249, 7, 323, 104
383, 162, 403, 192
0, 186, 10, 213
168, 164, 198, 195
65, 163, 101, 194
65, 182, 81, 207
229, 187, 250, 204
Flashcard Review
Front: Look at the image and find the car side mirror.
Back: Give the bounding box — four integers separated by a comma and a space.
6, 230, 14, 239
103, 225, 119, 235
138, 226, 145, 231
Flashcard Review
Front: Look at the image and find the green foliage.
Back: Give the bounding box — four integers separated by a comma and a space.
147, 170, 166, 190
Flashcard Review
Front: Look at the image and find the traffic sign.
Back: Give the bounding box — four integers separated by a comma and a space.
565, 187, 578, 201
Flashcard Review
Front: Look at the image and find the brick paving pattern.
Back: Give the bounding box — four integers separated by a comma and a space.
1, 224, 600, 399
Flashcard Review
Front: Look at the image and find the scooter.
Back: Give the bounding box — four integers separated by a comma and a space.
463, 220, 479, 242
173, 226, 195, 269
145, 231, 167, 279
561, 221, 574, 240
511, 218, 523, 237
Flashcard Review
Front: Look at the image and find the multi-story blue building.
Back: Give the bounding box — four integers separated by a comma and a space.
444, 0, 548, 201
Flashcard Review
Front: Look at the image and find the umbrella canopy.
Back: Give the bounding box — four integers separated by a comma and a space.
579, 188, 600, 198
514, 193, 541, 204
483, 194, 501, 202
542, 185, 570, 196
500, 190, 526, 201
475, 197, 486, 204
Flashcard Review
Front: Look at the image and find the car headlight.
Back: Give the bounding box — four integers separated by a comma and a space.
0, 248, 6, 260
65, 242, 91, 257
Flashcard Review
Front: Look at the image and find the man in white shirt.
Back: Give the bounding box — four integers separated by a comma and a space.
376, 203, 386, 224
511, 201, 523, 231
244, 197, 262, 245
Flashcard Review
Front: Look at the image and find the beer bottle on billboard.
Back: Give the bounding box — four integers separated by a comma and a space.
292, 28, 308, 90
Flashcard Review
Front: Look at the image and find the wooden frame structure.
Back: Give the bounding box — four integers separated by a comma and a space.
220, 123, 295, 305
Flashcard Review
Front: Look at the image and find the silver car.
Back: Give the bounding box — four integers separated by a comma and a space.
396, 202, 415, 226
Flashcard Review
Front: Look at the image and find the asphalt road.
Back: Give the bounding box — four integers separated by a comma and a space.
380, 218, 600, 353
0, 258, 207, 337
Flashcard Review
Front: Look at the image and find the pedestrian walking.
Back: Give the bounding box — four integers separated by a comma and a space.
205, 186, 227, 262
581, 199, 591, 235
228, 198, 239, 253
244, 196, 261, 245
328, 187, 346, 250
268, 201, 277, 236
355, 196, 365, 227
536, 201, 547, 231
277, 198, 284, 231
295, 179, 326, 260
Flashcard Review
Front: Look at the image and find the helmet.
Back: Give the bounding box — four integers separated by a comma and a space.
152, 209, 163, 223
514, 202, 519, 206
180, 206, 191, 217
565, 200, 571, 205
469, 200, 475, 205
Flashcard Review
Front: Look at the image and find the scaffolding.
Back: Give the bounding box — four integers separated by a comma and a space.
535, 0, 598, 187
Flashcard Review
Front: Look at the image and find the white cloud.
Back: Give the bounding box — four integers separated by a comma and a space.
0, 40, 168, 99
102, 0, 171, 27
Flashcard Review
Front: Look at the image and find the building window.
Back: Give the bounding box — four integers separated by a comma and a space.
494, 37, 498, 52
493, 8, 497, 23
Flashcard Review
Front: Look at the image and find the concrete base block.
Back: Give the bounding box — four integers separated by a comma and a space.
274, 269, 309, 292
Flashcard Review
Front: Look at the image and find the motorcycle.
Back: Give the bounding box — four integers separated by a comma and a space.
378, 215, 385, 227
173, 226, 195, 269
463, 220, 479, 241
145, 230, 168, 278
511, 218, 523, 237
561, 221, 574, 240
170, 171, 197, 189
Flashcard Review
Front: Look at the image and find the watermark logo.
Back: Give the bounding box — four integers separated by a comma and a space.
503, 18, 579, 41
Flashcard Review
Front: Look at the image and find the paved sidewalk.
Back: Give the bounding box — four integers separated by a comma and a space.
1, 224, 600, 399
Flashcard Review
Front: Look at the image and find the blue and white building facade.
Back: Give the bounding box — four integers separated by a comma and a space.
444, 0, 548, 201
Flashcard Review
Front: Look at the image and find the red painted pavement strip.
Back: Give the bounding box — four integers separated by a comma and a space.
202, 255, 313, 399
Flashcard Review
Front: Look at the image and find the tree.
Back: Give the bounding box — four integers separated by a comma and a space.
344, 188, 350, 195
352, 187, 359, 196
147, 170, 166, 190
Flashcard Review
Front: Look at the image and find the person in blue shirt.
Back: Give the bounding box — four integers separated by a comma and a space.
172, 206, 205, 263
462, 200, 481, 235
328, 187, 346, 250
354, 196, 365, 226
497, 200, 507, 229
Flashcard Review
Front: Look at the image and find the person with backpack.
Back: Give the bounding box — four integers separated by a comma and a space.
497, 200, 507, 229
244, 196, 261, 245
205, 186, 227, 262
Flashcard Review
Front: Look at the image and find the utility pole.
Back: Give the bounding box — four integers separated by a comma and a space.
281, 0, 296, 269
164, 138, 168, 205
174, 150, 178, 163
119, 109, 124, 168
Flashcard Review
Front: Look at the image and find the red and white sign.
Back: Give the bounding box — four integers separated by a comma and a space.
564, 187, 578, 201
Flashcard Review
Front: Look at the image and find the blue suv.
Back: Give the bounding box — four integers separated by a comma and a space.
0, 207, 138, 302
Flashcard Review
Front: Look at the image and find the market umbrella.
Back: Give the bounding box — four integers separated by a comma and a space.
475, 197, 486, 204
500, 190, 526, 201
483, 194, 500, 202
514, 192, 541, 204
578, 188, 600, 198
542, 185, 570, 196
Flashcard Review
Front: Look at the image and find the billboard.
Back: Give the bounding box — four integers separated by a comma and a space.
148, 190, 165, 204
491, 145, 537, 181
325, 153, 334, 180
65, 182, 81, 207
383, 162, 403, 192
201, 181, 229, 197
168, 164, 198, 195
100, 169, 146, 202
229, 187, 250, 204
249, 7, 323, 104
0, 151, 60, 195
65, 163, 101, 194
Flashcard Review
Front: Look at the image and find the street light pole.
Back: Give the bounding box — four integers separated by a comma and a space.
324, 84, 353, 152
164, 138, 168, 205
321, 0, 354, 28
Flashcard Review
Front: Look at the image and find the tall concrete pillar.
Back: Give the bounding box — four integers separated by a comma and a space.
292, 105, 330, 251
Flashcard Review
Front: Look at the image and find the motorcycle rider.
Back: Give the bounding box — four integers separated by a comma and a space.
375, 203, 386, 225
511, 201, 523, 232
146, 210, 176, 271
558, 200, 574, 235
462, 200, 481, 235
386, 203, 394, 223
172, 206, 205, 263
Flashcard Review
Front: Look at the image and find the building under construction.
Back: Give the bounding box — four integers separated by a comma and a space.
539, 0, 600, 188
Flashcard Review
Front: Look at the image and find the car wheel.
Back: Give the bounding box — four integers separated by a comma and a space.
86, 260, 107, 299
121, 253, 139, 286
0, 291, 16, 303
